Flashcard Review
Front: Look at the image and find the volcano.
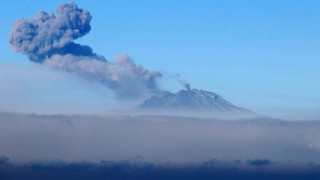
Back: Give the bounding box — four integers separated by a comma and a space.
138, 89, 256, 118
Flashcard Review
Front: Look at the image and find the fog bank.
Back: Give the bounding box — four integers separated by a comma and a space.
0, 112, 319, 164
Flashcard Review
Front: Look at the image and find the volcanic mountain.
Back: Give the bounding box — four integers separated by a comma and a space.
138, 88, 256, 118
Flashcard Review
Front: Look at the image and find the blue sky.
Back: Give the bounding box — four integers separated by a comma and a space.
1, 0, 320, 120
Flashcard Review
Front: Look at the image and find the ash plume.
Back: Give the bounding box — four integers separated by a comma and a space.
8, 2, 93, 62
8, 2, 162, 98
179, 80, 191, 91
184, 83, 191, 91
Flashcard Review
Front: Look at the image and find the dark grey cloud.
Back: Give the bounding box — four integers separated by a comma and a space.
8, 2, 92, 62
8, 2, 162, 98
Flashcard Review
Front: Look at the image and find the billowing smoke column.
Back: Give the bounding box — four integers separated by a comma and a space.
8, 2, 162, 98
8, 2, 93, 62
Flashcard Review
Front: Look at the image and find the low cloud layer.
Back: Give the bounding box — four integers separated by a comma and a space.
8, 2, 162, 98
1, 112, 320, 164
1, 113, 320, 179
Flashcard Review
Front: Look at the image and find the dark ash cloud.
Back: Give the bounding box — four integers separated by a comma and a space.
8, 2, 92, 62
8, 2, 162, 98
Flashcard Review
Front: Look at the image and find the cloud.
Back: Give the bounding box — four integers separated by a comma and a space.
8, 2, 162, 99
45, 54, 162, 98
0, 112, 320, 178
1, 112, 320, 164
8, 2, 92, 62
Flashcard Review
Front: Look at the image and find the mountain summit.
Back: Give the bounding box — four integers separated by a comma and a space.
138, 89, 255, 118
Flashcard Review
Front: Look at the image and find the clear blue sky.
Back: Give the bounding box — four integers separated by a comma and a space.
1, 0, 320, 120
